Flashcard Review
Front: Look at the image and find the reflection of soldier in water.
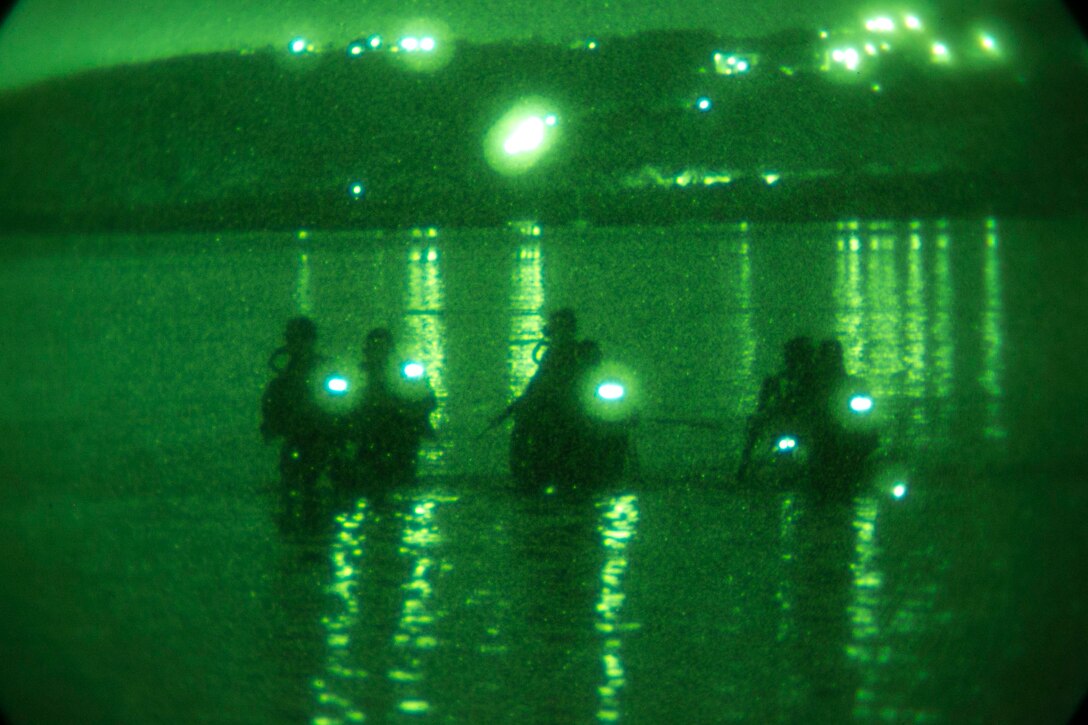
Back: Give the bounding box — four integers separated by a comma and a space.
261, 317, 334, 530
335, 328, 436, 508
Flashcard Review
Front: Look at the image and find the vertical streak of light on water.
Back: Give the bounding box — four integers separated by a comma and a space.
733, 230, 757, 418
834, 225, 865, 377
595, 494, 641, 723
864, 227, 904, 439
980, 220, 1006, 439
509, 244, 545, 401
405, 246, 448, 469
774, 493, 804, 713
931, 229, 954, 432
388, 496, 446, 717
312, 499, 369, 725
845, 495, 887, 720
296, 251, 312, 315
904, 228, 929, 446
775, 494, 797, 644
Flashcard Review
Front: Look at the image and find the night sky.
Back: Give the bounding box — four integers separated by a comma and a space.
0, 0, 1080, 91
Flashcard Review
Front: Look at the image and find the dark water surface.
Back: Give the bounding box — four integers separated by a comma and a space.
1, 219, 1086, 723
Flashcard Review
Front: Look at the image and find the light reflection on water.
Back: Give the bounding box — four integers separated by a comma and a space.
388, 495, 449, 717
981, 220, 1006, 439
509, 243, 545, 402
404, 245, 449, 470
847, 494, 884, 719
594, 494, 640, 722
312, 499, 369, 725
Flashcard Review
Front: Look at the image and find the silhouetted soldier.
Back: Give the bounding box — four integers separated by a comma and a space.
737, 336, 818, 481
494, 308, 582, 491
809, 338, 879, 485
261, 317, 334, 530
337, 328, 436, 507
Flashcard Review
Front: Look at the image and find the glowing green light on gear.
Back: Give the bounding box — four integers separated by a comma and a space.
326, 376, 349, 394
849, 395, 874, 413
403, 362, 425, 379
892, 483, 907, 499
597, 382, 625, 401
776, 436, 798, 452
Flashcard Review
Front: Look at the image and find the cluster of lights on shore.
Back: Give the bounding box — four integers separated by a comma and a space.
290, 34, 440, 57
823, 12, 1002, 73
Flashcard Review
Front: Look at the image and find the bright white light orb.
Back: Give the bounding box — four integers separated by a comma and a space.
420, 36, 436, 52
290, 38, 307, 54
905, 15, 922, 30
892, 483, 908, 499
932, 42, 949, 57
326, 376, 349, 394
403, 362, 425, 379
736, 60, 749, 72
596, 382, 625, 401
484, 98, 561, 176
696, 96, 712, 111
400, 37, 419, 52
849, 395, 874, 413
503, 116, 547, 155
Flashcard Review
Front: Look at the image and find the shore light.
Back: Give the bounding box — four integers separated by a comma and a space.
865, 17, 895, 33
776, 436, 798, 453
289, 37, 310, 55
